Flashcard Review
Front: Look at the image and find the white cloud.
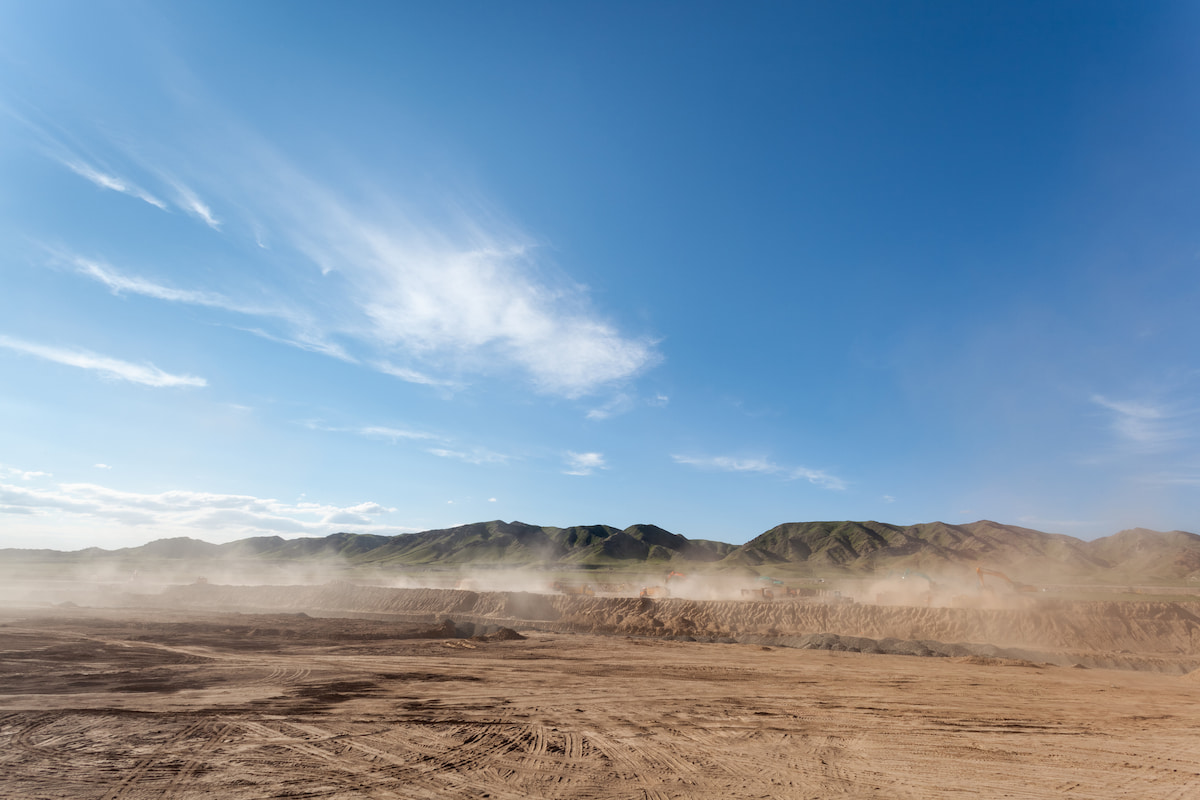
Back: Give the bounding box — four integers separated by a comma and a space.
649, 393, 670, 407
0, 478, 411, 542
65, 255, 353, 358
882, 495, 896, 503
357, 425, 440, 443
587, 393, 634, 420
61, 159, 167, 209
335, 221, 659, 397
32, 79, 660, 396
673, 454, 776, 473
671, 453, 845, 490
240, 326, 357, 363
2, 466, 52, 481
170, 180, 221, 229
564, 451, 606, 476
488, 497, 497, 503
94, 464, 113, 470
73, 256, 237, 308
321, 501, 395, 526
375, 361, 459, 388
184, 130, 661, 397
0, 334, 206, 388
428, 448, 509, 465
1091, 394, 1192, 453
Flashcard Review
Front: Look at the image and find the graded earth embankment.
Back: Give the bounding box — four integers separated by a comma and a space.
150, 583, 1200, 671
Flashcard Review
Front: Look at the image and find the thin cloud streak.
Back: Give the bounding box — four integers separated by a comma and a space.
671, 454, 845, 490
1091, 394, 1194, 453
64, 253, 357, 364
587, 393, 634, 420
358, 425, 439, 442
375, 361, 459, 388
0, 335, 206, 388
303, 421, 439, 443
170, 180, 221, 229
60, 159, 167, 209
428, 448, 510, 465
240, 327, 358, 363
74, 256, 237, 308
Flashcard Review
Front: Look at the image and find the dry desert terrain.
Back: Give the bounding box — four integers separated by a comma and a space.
1, 583, 1199, 799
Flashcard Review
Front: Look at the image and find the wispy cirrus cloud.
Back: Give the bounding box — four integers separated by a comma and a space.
1091, 394, 1194, 454
671, 454, 845, 490
428, 447, 510, 465
563, 451, 606, 476
239, 326, 357, 363
1135, 471, 1200, 487
62, 253, 357, 364
304, 421, 439, 443
307, 421, 511, 466
375, 361, 459, 388
21, 66, 659, 397
171, 119, 661, 397
0, 334, 206, 388
587, 393, 634, 420
73, 255, 239, 308
168, 179, 221, 229
60, 158, 167, 209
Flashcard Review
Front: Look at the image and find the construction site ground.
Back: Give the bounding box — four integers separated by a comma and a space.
2, 587, 1199, 799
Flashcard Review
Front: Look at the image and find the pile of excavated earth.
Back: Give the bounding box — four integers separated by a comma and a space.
147, 582, 1200, 674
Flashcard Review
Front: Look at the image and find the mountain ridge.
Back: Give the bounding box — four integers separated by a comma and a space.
2, 520, 1198, 581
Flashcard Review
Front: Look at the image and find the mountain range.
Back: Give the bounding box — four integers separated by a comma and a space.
4, 520, 1200, 583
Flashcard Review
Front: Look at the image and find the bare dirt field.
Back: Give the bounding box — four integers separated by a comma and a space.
2, 588, 1200, 799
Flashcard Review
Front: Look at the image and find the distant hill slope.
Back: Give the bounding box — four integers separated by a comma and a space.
729, 520, 1099, 577
2, 520, 1197, 581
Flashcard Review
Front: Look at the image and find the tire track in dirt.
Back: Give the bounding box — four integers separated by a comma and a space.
161, 719, 236, 796
101, 718, 209, 800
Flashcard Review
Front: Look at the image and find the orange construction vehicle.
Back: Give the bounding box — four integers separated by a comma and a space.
639, 585, 669, 598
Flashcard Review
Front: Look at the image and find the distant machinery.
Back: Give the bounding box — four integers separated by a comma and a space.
975, 566, 1038, 593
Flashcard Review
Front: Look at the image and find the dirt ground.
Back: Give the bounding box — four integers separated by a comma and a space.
2, 604, 1199, 799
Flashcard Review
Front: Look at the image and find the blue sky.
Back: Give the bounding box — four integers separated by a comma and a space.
1, 1, 1198, 549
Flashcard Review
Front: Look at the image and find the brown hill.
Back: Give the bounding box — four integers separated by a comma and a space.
1082, 528, 1200, 581
1, 520, 1196, 582
729, 520, 1110, 580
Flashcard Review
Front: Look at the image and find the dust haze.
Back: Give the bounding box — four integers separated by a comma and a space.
2, 552, 1199, 798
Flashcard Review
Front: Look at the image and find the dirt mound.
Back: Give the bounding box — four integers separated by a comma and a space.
474, 627, 525, 642
151, 583, 1200, 671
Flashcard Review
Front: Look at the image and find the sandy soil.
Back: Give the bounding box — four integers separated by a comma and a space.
2, 594, 1200, 799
